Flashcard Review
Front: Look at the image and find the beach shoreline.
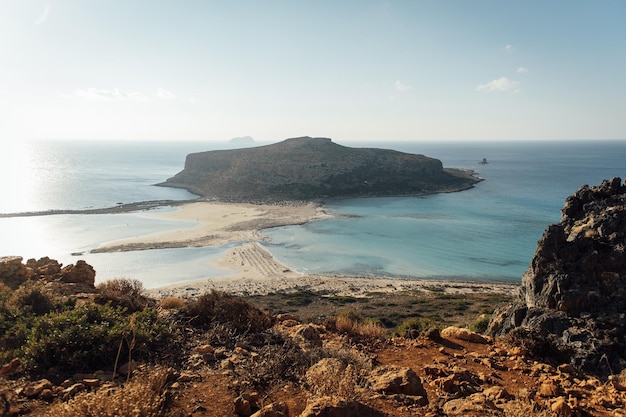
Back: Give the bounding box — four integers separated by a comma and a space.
5, 198, 518, 298
99, 200, 521, 299
146, 241, 520, 299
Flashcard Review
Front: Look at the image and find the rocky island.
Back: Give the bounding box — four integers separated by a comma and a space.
159, 137, 480, 202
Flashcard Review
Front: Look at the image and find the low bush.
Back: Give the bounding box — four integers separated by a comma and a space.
18, 303, 174, 375
469, 314, 491, 334
182, 290, 270, 333
157, 296, 186, 310
7, 281, 56, 316
395, 317, 437, 338
95, 278, 150, 312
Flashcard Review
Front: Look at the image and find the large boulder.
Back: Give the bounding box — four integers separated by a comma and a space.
488, 178, 626, 376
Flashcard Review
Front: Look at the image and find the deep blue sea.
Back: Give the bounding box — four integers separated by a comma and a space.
1, 139, 624, 288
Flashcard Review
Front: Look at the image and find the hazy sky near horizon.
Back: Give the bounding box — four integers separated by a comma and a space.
2, 1, 625, 142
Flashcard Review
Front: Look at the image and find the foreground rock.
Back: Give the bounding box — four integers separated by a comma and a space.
488, 177, 626, 376
160, 136, 480, 202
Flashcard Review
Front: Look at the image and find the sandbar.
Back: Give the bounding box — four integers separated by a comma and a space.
93, 201, 331, 253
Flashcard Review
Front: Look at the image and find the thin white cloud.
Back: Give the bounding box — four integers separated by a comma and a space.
156, 88, 175, 99
476, 77, 520, 93
394, 80, 412, 92
66, 88, 149, 101
504, 44, 514, 51
35, 4, 51, 25
516, 67, 529, 73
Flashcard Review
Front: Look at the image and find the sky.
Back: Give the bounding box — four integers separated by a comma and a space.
1, 0, 625, 142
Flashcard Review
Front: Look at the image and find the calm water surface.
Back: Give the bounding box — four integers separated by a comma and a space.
0, 139, 624, 287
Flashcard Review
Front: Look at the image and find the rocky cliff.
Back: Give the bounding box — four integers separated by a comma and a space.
488, 177, 626, 376
160, 137, 479, 202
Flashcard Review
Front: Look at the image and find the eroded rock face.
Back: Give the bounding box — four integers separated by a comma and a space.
488, 178, 626, 376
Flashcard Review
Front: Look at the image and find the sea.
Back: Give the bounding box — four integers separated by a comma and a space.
0, 139, 624, 289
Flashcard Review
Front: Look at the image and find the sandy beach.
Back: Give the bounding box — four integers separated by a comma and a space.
89, 200, 520, 299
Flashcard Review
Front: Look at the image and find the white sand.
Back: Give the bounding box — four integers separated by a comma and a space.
94, 201, 330, 252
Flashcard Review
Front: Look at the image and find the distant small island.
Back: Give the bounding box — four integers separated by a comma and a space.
228, 136, 255, 147
159, 136, 481, 202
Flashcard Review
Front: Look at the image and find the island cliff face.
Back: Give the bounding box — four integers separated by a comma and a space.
160, 137, 479, 202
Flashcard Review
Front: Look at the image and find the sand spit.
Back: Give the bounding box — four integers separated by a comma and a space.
93, 201, 331, 253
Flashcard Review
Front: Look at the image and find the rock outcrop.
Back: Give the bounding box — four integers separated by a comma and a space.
0, 256, 96, 294
488, 177, 626, 376
160, 137, 480, 202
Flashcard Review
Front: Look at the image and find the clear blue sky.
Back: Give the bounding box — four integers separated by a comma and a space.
2, 0, 625, 142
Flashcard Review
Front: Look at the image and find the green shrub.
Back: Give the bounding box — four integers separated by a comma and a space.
395, 317, 437, 338
469, 314, 491, 334
20, 303, 174, 375
281, 290, 315, 306
7, 281, 55, 316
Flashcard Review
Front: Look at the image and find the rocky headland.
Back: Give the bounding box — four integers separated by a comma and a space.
159, 137, 480, 202
488, 177, 626, 377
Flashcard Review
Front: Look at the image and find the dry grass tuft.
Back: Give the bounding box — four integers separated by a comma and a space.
501, 399, 550, 417
157, 296, 186, 310
47, 366, 175, 417
334, 310, 387, 339
305, 358, 360, 400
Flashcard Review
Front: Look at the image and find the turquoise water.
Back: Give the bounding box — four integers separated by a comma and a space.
0, 139, 624, 287
264, 140, 626, 281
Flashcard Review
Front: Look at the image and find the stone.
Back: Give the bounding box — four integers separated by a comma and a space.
23, 379, 53, 398
293, 324, 322, 348
297, 396, 385, 417
538, 381, 561, 397
441, 326, 488, 344
368, 365, 427, 399
60, 260, 95, 285
0, 358, 22, 377
117, 360, 139, 375
442, 393, 503, 416
193, 344, 215, 355
482, 386, 513, 401
234, 396, 252, 416
551, 397, 573, 417
62, 383, 85, 401
250, 402, 288, 417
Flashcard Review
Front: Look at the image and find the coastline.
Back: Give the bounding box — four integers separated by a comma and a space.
98, 200, 519, 299
4, 197, 520, 298
147, 241, 520, 299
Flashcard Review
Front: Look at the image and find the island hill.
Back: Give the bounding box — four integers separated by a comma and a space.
160, 137, 481, 202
